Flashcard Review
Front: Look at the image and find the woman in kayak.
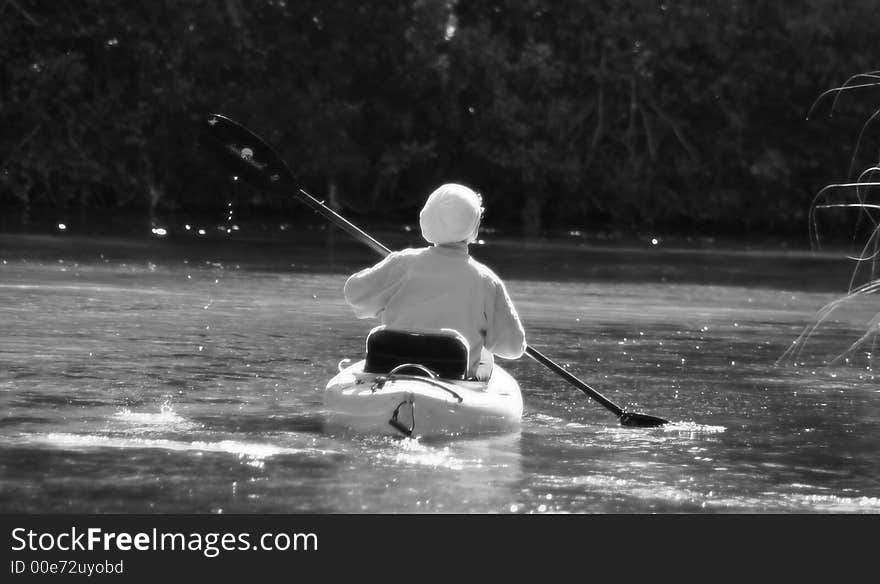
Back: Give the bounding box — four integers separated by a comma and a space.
343, 183, 526, 381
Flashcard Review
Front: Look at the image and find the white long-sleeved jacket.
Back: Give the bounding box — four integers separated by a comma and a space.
343, 244, 526, 376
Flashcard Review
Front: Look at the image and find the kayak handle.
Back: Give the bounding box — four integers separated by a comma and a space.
389, 363, 438, 379
389, 397, 415, 438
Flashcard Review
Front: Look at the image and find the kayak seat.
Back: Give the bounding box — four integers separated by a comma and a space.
363, 326, 470, 380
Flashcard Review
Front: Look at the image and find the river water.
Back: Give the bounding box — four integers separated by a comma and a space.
1, 232, 878, 513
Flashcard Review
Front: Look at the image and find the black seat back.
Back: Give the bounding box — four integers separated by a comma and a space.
364, 327, 469, 380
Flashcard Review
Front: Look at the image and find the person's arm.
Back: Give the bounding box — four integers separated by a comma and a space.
484, 278, 526, 359
343, 251, 405, 319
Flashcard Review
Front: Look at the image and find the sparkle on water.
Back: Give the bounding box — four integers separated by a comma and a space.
0, 233, 878, 513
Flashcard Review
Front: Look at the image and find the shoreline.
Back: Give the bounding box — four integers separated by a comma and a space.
0, 230, 863, 262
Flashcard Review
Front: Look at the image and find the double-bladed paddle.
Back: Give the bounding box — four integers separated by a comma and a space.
199, 113, 668, 428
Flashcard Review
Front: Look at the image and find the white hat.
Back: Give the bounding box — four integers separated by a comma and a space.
419, 184, 483, 245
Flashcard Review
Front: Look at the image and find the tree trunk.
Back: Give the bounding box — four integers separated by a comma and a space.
626, 71, 638, 170
586, 45, 607, 169
521, 196, 542, 237
224, 0, 249, 50
144, 155, 161, 233
327, 180, 340, 211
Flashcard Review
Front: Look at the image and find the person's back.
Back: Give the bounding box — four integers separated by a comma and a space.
343, 183, 526, 379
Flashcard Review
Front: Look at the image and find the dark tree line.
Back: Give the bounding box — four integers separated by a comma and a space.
1, 0, 877, 237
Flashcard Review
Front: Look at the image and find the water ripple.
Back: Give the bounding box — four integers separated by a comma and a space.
16, 432, 338, 463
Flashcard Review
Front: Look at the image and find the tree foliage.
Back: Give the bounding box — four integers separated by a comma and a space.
1, 0, 877, 237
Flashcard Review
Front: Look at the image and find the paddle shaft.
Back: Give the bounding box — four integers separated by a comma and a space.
523, 345, 624, 417
290, 187, 631, 421
295, 188, 391, 257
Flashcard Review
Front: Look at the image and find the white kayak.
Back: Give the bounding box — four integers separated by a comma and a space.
324, 359, 523, 438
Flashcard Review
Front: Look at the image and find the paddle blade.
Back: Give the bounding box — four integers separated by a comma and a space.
619, 411, 669, 428
199, 113, 297, 192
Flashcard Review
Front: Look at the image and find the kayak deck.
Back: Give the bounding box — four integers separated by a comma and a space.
324, 359, 523, 438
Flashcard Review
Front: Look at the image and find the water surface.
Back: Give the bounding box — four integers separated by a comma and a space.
1, 233, 878, 513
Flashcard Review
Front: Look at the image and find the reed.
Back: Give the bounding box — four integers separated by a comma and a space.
777, 73, 880, 368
